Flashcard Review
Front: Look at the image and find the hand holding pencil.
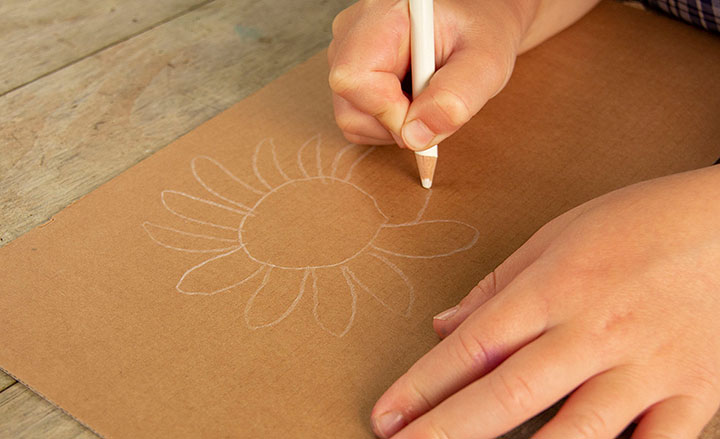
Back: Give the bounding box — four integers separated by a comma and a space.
327, 0, 527, 180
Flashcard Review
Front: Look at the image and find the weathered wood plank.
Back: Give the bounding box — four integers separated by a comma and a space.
0, 0, 210, 95
0, 371, 15, 392
0, 0, 352, 247
0, 383, 96, 438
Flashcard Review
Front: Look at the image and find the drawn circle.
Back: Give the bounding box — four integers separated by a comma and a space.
239, 177, 387, 269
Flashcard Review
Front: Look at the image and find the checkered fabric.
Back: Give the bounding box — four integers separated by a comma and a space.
642, 0, 720, 32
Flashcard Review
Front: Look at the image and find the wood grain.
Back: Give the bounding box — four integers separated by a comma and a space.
0, 0, 210, 95
0, 0, 350, 246
0, 383, 96, 438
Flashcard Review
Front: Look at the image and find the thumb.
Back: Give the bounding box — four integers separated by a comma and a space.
401, 48, 515, 151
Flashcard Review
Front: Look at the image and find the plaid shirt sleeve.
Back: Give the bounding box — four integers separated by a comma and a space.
641, 0, 720, 32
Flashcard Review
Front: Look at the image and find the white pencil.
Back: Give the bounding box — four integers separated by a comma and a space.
409, 0, 438, 189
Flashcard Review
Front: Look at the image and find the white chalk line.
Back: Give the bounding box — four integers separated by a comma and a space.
161, 190, 247, 231
191, 156, 264, 210
142, 222, 239, 253
315, 134, 324, 178
373, 220, 480, 258
329, 143, 358, 179
296, 134, 318, 178
237, 176, 389, 270
312, 267, 357, 338
176, 247, 264, 296
369, 252, 414, 316
146, 135, 480, 338
347, 252, 414, 317
269, 138, 291, 182
162, 189, 250, 216
344, 146, 376, 182
244, 267, 309, 329
253, 139, 274, 191
412, 189, 432, 224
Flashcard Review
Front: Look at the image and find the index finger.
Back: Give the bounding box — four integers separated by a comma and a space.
371, 272, 549, 438
392, 328, 603, 439
328, 1, 410, 134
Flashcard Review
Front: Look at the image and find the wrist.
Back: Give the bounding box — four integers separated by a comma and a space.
517, 0, 602, 53
496, 0, 543, 51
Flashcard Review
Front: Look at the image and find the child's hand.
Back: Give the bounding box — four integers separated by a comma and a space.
371, 165, 720, 438
327, 0, 529, 150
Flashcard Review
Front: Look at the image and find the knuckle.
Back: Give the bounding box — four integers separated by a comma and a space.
565, 408, 609, 439
470, 270, 497, 302
424, 419, 452, 439
343, 133, 366, 144
485, 55, 513, 90
334, 111, 355, 134
489, 371, 535, 416
328, 66, 357, 96
331, 12, 344, 37
370, 105, 392, 124
685, 361, 720, 397
327, 42, 335, 64
399, 373, 434, 412
430, 89, 472, 131
359, 0, 381, 11
455, 329, 491, 373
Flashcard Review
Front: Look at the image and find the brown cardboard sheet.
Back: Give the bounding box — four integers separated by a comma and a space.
1, 2, 719, 437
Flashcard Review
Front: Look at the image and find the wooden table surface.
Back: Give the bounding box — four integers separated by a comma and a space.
1, 1, 718, 438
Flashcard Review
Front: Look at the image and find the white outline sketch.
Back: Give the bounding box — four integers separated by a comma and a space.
143, 135, 480, 337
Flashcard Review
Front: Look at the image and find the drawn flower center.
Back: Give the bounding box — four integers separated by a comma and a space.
240, 177, 387, 269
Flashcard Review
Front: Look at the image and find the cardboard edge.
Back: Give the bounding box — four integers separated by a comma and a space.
0, 365, 106, 438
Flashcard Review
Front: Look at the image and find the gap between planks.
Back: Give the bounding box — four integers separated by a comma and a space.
0, 0, 215, 99
0, 371, 15, 392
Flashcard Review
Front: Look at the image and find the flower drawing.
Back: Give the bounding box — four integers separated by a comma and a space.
143, 135, 479, 337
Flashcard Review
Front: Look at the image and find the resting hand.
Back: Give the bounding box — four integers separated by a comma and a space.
372, 165, 720, 438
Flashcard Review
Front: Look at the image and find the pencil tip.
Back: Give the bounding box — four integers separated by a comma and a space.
415, 152, 437, 189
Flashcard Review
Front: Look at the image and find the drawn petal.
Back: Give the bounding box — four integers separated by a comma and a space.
329, 143, 360, 179
253, 138, 289, 190
191, 156, 264, 209
296, 134, 323, 178
358, 169, 432, 224
346, 252, 413, 316
177, 248, 262, 295
374, 220, 480, 258
161, 190, 248, 231
312, 267, 356, 337
340, 145, 376, 181
143, 222, 239, 253
245, 268, 308, 329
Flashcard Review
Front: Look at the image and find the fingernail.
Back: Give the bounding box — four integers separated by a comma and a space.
433, 305, 459, 321
372, 411, 406, 438
391, 132, 406, 149
402, 119, 434, 150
